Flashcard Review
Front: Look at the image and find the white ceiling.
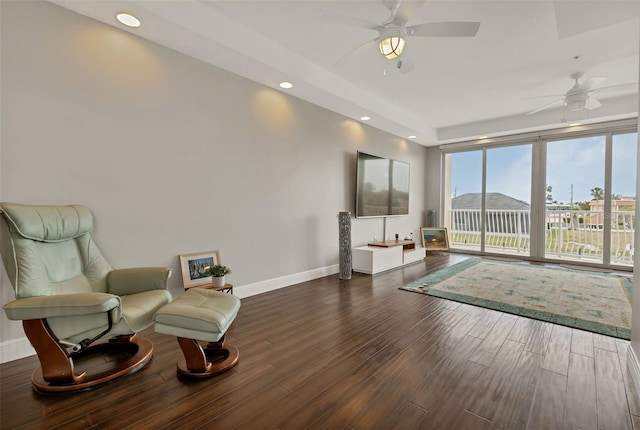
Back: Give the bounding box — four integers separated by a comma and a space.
51, 1, 640, 146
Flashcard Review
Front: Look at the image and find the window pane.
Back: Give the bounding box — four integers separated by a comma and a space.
546, 136, 605, 263
445, 151, 482, 251
485, 145, 532, 255
611, 132, 637, 266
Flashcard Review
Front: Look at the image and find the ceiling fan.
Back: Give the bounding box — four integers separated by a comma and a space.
526, 72, 638, 115
329, 0, 480, 64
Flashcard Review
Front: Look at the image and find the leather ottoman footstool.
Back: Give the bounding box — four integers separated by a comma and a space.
154, 288, 240, 378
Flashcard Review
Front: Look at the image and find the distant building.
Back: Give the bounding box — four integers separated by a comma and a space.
451, 193, 530, 234
586, 197, 636, 229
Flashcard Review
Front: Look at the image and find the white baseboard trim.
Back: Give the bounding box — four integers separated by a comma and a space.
627, 345, 640, 399
1, 337, 35, 364
234, 264, 340, 299
0, 264, 340, 364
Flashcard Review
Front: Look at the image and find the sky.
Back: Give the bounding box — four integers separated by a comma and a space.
449, 132, 637, 204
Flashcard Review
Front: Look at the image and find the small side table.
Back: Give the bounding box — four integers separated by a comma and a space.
185, 283, 234, 294
203, 283, 233, 294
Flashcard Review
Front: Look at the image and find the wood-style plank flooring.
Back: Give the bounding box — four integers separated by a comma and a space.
2, 253, 639, 429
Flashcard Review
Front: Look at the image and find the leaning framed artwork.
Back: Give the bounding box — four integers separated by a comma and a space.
420, 227, 450, 251
179, 250, 221, 289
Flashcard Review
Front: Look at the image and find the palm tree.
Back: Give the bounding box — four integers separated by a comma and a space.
591, 187, 604, 200
546, 185, 554, 204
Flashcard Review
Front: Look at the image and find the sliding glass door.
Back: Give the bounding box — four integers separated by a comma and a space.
544, 133, 637, 267
442, 124, 637, 269
443, 145, 532, 255
611, 133, 637, 267
545, 136, 605, 264
444, 151, 482, 252
485, 145, 532, 255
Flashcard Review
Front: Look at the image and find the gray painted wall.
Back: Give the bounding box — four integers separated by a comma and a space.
423, 146, 442, 226
0, 1, 428, 345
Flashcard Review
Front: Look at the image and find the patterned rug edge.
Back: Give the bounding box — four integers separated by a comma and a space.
399, 258, 631, 340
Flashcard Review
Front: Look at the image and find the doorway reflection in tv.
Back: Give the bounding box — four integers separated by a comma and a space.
356, 151, 410, 218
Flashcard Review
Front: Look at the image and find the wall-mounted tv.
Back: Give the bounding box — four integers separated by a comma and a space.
355, 151, 410, 218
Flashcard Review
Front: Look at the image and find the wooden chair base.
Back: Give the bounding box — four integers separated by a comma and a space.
176, 336, 239, 379
31, 336, 154, 394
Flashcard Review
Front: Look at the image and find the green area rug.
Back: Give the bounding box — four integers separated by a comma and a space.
400, 258, 633, 339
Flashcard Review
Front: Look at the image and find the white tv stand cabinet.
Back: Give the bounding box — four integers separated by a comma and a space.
352, 240, 426, 275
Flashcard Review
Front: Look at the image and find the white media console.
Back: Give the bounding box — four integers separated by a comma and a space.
352, 240, 426, 275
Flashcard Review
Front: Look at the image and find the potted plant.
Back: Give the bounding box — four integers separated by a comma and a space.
208, 265, 231, 287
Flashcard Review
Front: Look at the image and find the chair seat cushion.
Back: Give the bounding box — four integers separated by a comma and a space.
154, 288, 241, 343
113, 289, 173, 334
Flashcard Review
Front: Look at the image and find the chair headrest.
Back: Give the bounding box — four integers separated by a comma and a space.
0, 203, 93, 242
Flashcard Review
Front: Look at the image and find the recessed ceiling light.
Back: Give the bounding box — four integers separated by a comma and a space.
360, 116, 371, 121
408, 135, 417, 139
569, 122, 582, 126
116, 12, 141, 28
478, 135, 488, 139
279, 81, 293, 89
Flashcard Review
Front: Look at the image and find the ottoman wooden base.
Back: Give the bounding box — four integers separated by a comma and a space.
176, 336, 239, 378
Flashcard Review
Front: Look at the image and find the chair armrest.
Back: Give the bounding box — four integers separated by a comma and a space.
3, 293, 121, 321
107, 267, 172, 296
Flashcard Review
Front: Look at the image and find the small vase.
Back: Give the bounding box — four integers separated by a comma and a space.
212, 275, 226, 287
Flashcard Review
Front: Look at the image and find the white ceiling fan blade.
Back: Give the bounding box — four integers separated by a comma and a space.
322, 14, 383, 32
332, 38, 377, 66
591, 82, 638, 94
586, 97, 602, 110
392, 0, 426, 25
526, 98, 564, 115
407, 22, 481, 37
523, 93, 565, 100
581, 76, 607, 91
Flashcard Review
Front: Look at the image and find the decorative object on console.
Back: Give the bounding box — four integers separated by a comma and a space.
338, 211, 352, 280
179, 250, 221, 289
207, 265, 231, 287
420, 227, 450, 251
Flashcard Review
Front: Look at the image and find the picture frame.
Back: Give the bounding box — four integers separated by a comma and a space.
179, 250, 221, 289
420, 227, 450, 251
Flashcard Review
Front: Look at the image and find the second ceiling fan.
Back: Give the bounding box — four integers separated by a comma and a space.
526, 72, 638, 115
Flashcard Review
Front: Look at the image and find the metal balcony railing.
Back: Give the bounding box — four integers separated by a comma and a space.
448, 209, 635, 266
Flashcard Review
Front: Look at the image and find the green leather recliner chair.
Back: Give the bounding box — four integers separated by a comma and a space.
0, 203, 172, 393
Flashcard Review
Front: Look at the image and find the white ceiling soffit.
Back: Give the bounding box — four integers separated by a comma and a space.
50, 1, 640, 147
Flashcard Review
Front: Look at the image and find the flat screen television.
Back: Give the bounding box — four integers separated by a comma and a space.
355, 151, 410, 218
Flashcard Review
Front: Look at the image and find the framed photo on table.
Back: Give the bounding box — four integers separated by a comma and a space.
420, 227, 450, 251
179, 250, 221, 289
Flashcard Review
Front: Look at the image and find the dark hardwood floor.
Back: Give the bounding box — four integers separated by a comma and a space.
2, 253, 639, 429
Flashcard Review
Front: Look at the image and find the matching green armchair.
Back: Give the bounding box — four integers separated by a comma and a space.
0, 203, 172, 393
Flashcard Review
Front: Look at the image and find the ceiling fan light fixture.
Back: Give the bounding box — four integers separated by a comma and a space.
379, 36, 405, 59
566, 99, 586, 111
378, 27, 406, 60
565, 91, 588, 111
